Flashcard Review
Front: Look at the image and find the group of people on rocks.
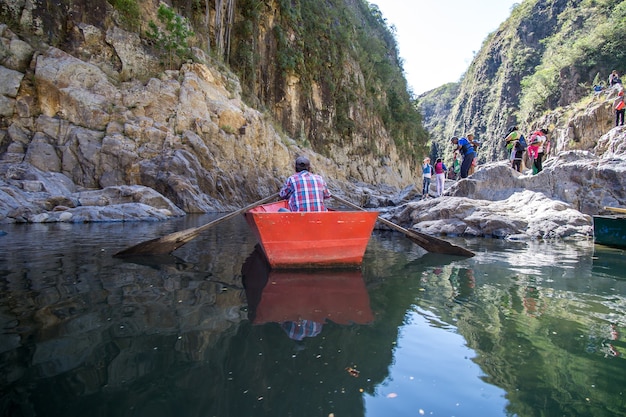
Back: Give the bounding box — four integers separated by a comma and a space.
421, 124, 551, 199
504, 126, 549, 174
421, 70, 626, 198
275, 68, 626, 209
421, 133, 479, 199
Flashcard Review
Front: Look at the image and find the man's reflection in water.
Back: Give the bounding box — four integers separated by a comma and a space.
281, 320, 323, 341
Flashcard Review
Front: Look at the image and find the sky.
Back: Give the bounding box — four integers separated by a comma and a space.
371, 0, 519, 95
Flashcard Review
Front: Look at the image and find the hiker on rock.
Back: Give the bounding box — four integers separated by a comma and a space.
434, 158, 448, 197
529, 129, 548, 174
450, 135, 476, 179
609, 70, 622, 87
421, 157, 434, 198
615, 90, 625, 126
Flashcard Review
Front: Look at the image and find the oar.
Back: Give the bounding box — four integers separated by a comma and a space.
332, 195, 475, 257
604, 206, 626, 215
114, 192, 281, 257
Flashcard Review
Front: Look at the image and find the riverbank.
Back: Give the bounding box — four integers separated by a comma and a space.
2, 129, 625, 245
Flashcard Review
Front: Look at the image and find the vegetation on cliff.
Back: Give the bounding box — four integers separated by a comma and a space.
518, 0, 626, 121
0, 0, 428, 167
227, 0, 428, 161
420, 0, 626, 164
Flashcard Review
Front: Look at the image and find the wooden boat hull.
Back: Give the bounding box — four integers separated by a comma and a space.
593, 215, 626, 249
244, 201, 379, 269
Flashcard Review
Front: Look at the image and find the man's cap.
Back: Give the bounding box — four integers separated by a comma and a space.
295, 156, 310, 171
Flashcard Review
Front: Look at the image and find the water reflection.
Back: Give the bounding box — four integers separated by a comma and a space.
0, 221, 625, 416
0, 217, 256, 417
242, 245, 374, 340
592, 245, 626, 279
448, 267, 475, 304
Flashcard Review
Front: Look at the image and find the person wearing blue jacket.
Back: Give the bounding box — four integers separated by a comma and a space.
450, 135, 476, 179
421, 157, 434, 198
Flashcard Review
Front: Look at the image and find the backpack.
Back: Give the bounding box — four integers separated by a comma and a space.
518, 134, 528, 150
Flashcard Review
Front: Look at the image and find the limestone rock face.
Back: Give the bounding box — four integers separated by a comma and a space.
392, 189, 592, 240
0, 24, 33, 72
0, 66, 23, 117
0, 24, 409, 223
104, 26, 159, 81
0, 162, 184, 223
34, 47, 120, 130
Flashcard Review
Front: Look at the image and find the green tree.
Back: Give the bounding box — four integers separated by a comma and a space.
108, 0, 140, 30
146, 4, 195, 69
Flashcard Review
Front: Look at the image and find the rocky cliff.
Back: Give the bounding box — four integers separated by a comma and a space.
422, 0, 626, 163
0, 0, 426, 223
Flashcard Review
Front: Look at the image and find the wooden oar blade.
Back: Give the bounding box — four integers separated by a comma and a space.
404, 229, 475, 257
114, 192, 281, 257
331, 194, 474, 257
114, 228, 201, 257
604, 206, 626, 215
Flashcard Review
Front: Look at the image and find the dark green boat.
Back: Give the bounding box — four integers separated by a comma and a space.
593, 215, 626, 249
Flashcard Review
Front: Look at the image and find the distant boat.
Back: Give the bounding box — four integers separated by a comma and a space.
593, 214, 626, 249
243, 200, 379, 269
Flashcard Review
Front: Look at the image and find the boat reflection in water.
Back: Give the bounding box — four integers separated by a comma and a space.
241, 245, 374, 340
592, 244, 626, 279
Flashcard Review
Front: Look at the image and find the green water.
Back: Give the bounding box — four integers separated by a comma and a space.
0, 217, 624, 417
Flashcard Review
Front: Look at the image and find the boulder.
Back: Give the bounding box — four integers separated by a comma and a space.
0, 163, 184, 223
380, 129, 626, 241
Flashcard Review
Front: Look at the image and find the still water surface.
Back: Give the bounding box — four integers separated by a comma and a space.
0, 215, 625, 417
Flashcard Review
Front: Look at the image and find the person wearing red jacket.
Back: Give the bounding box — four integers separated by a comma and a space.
434, 158, 448, 197
529, 129, 548, 173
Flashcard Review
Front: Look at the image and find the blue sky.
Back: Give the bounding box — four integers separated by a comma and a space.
372, 0, 519, 95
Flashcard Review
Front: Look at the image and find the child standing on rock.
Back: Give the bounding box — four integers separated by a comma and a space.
422, 157, 434, 199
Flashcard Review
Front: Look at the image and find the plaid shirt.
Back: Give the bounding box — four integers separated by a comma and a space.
279, 170, 331, 212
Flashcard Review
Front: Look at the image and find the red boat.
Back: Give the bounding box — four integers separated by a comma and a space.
243, 200, 379, 269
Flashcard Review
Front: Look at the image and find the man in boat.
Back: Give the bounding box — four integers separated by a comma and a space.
279, 156, 331, 211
